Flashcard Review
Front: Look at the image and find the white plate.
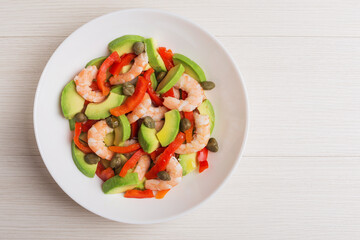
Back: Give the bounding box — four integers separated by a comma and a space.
33, 9, 249, 224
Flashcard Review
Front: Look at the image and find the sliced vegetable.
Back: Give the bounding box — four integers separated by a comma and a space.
119, 149, 146, 177
81, 120, 98, 132
155, 189, 170, 199
183, 111, 194, 143
144, 68, 163, 106
98, 167, 115, 182
162, 88, 176, 98
158, 47, 174, 71
109, 53, 136, 76
110, 76, 149, 116
69, 118, 75, 131
97, 51, 120, 96
197, 148, 209, 173
131, 121, 139, 139
150, 147, 166, 162
124, 189, 154, 198
74, 122, 92, 153
145, 132, 185, 179
108, 143, 141, 153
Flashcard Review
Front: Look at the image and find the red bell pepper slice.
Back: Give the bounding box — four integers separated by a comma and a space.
89, 81, 100, 91
81, 120, 98, 132
74, 122, 93, 153
155, 189, 170, 199
96, 161, 105, 177
124, 189, 154, 198
158, 47, 174, 70
197, 148, 209, 173
150, 147, 166, 162
108, 143, 141, 153
98, 167, 115, 182
145, 132, 185, 179
183, 111, 194, 143
109, 53, 136, 76
110, 76, 149, 116
97, 52, 120, 96
119, 149, 146, 177
162, 88, 176, 98
131, 121, 138, 139
181, 90, 188, 100
144, 68, 163, 106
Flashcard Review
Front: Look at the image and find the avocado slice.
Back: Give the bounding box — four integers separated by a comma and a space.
156, 64, 185, 94
61, 80, 85, 119
179, 153, 197, 176
139, 123, 160, 153
173, 53, 206, 82
71, 141, 97, 178
144, 38, 167, 72
156, 110, 181, 147
150, 73, 158, 90
85, 92, 125, 120
114, 115, 131, 145
85, 56, 107, 68
108, 35, 145, 57
69, 118, 75, 131
197, 99, 215, 134
102, 173, 140, 194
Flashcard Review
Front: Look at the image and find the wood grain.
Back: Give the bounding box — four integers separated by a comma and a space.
1, 0, 360, 239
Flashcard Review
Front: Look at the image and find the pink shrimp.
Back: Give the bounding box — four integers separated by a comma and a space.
109, 52, 148, 85
155, 120, 164, 131
127, 93, 167, 124
145, 156, 182, 191
134, 155, 151, 181
87, 120, 114, 160
175, 112, 210, 154
74, 65, 106, 103
163, 74, 204, 112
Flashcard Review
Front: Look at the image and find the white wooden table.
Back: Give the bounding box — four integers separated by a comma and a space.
1, 1, 360, 239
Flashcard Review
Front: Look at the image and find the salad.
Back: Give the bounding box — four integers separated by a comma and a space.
61, 35, 217, 199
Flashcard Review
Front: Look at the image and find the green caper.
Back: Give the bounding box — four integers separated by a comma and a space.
74, 112, 87, 123
200, 81, 215, 90
206, 137, 219, 152
143, 116, 155, 129
156, 71, 166, 82
122, 82, 135, 96
133, 42, 145, 55
100, 158, 110, 168
110, 154, 123, 169
114, 167, 122, 175
84, 153, 100, 164
180, 118, 191, 132
157, 171, 171, 181
106, 116, 119, 128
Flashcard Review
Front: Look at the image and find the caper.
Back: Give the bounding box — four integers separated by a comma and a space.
143, 116, 155, 129
133, 42, 145, 55
106, 116, 119, 128
74, 112, 87, 123
111, 154, 127, 168
122, 82, 135, 96
84, 153, 100, 164
200, 81, 215, 90
100, 158, 110, 168
157, 171, 171, 181
206, 137, 219, 152
156, 71, 166, 82
114, 167, 122, 175
180, 118, 191, 132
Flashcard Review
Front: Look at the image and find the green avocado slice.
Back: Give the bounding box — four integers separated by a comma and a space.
114, 115, 131, 145
144, 38, 167, 72
197, 99, 215, 134
156, 110, 181, 147
85, 56, 107, 68
179, 153, 197, 176
102, 173, 140, 194
71, 141, 97, 178
108, 35, 145, 56
156, 64, 185, 94
173, 53, 206, 82
139, 123, 160, 153
61, 80, 85, 119
85, 93, 125, 120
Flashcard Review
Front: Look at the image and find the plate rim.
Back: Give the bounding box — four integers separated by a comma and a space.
33, 8, 249, 224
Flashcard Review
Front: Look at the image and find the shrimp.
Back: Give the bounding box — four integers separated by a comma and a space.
163, 74, 204, 112
155, 120, 164, 131
127, 93, 167, 124
87, 120, 114, 160
145, 156, 182, 191
175, 112, 210, 154
134, 155, 151, 181
109, 52, 148, 85
74, 65, 106, 103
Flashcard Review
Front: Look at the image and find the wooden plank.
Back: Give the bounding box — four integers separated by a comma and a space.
0, 0, 360, 37
0, 37, 359, 157
1, 156, 360, 239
